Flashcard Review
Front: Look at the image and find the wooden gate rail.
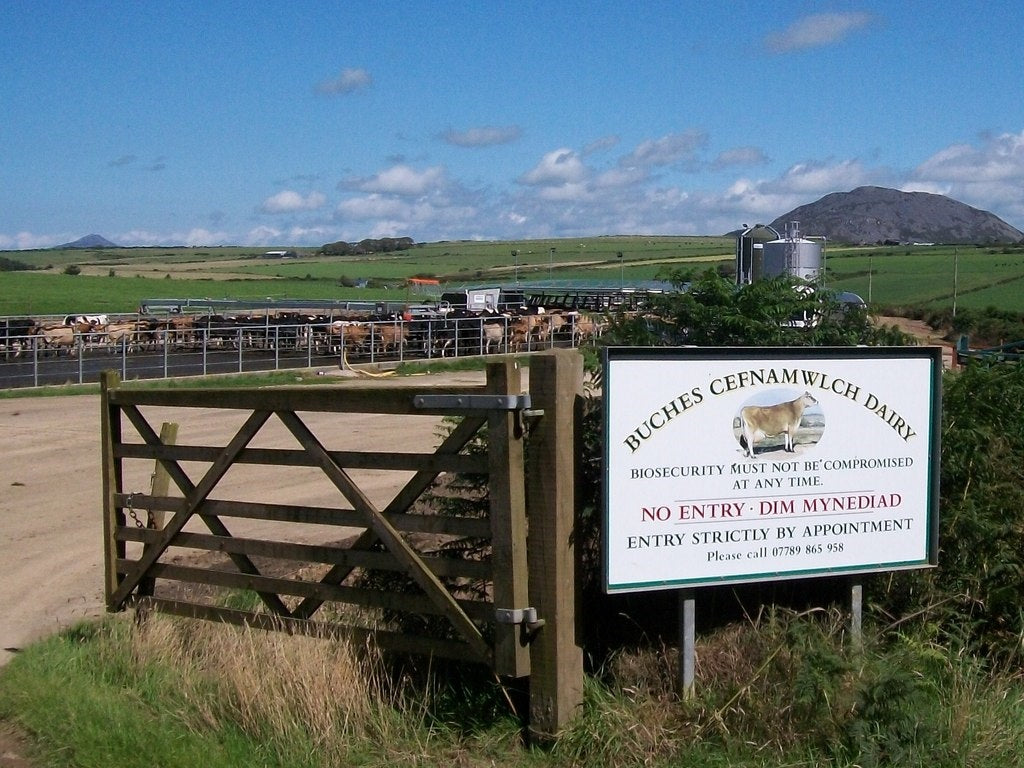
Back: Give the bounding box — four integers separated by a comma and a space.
100, 351, 584, 737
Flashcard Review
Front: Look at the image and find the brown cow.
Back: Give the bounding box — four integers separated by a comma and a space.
739, 391, 818, 458
374, 322, 408, 354
571, 313, 603, 343
104, 321, 145, 352
508, 318, 535, 351
328, 321, 368, 354
37, 324, 79, 355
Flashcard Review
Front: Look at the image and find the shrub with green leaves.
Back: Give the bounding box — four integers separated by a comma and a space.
876, 361, 1024, 662
605, 270, 909, 348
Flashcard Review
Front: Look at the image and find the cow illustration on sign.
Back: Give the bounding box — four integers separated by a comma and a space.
735, 390, 823, 458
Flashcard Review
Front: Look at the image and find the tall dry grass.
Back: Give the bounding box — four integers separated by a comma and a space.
129, 614, 416, 763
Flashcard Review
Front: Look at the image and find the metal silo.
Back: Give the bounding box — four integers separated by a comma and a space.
761, 221, 822, 281
735, 224, 780, 285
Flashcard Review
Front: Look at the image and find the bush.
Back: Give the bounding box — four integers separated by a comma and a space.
0, 256, 34, 271
604, 271, 909, 348
875, 361, 1024, 662
63, 264, 81, 275
551, 607, 1023, 767
920, 306, 1024, 346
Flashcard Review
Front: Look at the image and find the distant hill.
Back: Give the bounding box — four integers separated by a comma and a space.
60, 234, 119, 249
770, 186, 1024, 245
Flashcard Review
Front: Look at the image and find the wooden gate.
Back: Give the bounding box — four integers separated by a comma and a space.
101, 351, 583, 737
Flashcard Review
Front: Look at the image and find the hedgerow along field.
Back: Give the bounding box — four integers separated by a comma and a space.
2, 236, 1024, 316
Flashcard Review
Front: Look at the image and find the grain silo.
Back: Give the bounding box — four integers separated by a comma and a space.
761, 221, 823, 282
734, 224, 780, 285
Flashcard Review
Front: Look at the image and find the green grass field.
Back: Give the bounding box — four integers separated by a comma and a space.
0, 236, 734, 316
3, 237, 1024, 316
824, 244, 1024, 310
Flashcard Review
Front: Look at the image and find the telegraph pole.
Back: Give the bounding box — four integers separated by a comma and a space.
952, 248, 959, 318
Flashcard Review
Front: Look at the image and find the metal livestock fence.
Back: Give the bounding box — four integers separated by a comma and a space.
0, 311, 606, 389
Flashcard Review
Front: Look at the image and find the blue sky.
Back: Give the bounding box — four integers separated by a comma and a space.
3, 1, 1023, 249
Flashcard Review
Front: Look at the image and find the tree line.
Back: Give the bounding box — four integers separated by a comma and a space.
318, 237, 416, 256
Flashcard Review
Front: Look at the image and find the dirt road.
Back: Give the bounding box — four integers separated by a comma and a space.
0, 369, 491, 668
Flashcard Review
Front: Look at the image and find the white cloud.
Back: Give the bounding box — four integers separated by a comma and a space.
536, 182, 589, 202
260, 190, 327, 214
594, 166, 649, 189
713, 146, 769, 168
910, 131, 1024, 227
441, 125, 522, 147
284, 225, 332, 242
519, 148, 588, 186
704, 160, 877, 226
619, 131, 706, 169
914, 131, 1024, 184
337, 194, 410, 220
316, 67, 372, 95
897, 181, 950, 196
352, 164, 446, 196
766, 12, 874, 54
335, 193, 479, 239
240, 225, 331, 246
776, 159, 872, 193
115, 229, 167, 246
582, 135, 620, 156
112, 227, 231, 247
182, 228, 231, 246
245, 226, 283, 244
0, 231, 67, 249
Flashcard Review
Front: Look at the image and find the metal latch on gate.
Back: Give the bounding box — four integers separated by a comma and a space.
495, 606, 546, 644
412, 393, 534, 412
413, 393, 541, 437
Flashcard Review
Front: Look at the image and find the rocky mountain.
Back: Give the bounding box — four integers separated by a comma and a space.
60, 234, 119, 248
769, 186, 1024, 245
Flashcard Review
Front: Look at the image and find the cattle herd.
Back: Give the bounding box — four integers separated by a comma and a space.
0, 305, 607, 367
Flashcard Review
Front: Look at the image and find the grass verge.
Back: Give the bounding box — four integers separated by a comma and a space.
3, 610, 1023, 767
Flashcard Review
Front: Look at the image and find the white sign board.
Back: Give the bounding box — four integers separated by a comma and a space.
603, 347, 941, 594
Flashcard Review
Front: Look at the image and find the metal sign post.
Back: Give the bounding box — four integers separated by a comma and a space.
678, 589, 695, 699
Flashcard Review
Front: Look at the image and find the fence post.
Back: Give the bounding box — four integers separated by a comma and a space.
487, 360, 530, 677
527, 349, 584, 741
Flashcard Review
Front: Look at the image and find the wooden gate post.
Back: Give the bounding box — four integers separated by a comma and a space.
527, 350, 584, 741
100, 370, 123, 606
487, 360, 530, 677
